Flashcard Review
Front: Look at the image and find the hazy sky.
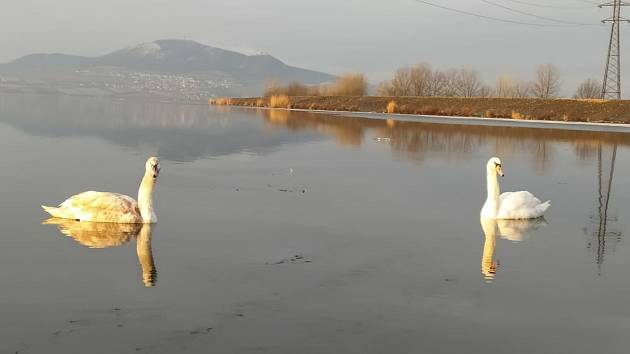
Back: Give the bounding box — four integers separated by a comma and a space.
1, 0, 623, 93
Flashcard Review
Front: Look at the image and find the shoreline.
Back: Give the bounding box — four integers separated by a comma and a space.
228, 105, 630, 134
221, 96, 630, 131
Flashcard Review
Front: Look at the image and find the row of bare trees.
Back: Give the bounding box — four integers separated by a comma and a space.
377, 63, 602, 99
378, 64, 490, 98
263, 64, 602, 100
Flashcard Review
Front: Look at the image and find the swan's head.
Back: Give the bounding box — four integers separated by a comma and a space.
145, 157, 161, 179
487, 157, 504, 177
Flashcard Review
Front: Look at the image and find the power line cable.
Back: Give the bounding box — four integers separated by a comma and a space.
500, 0, 595, 9
413, 0, 602, 27
574, 0, 600, 5
480, 0, 601, 25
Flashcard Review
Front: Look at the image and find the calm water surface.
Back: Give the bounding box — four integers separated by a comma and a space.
1, 94, 630, 353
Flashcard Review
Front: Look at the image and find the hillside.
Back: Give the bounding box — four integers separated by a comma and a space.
0, 39, 336, 99
0, 53, 93, 72
94, 39, 334, 83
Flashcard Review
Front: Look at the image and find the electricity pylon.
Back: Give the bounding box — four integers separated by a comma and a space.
600, 1, 629, 99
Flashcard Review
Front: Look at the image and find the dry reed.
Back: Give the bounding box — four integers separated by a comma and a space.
269, 95, 290, 108
209, 97, 231, 105
386, 101, 398, 113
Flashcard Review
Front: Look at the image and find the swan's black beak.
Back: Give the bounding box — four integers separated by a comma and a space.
152, 164, 160, 179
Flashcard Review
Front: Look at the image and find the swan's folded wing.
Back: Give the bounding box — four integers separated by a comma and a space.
499, 191, 540, 207
60, 191, 137, 210
498, 191, 548, 219
59, 191, 141, 223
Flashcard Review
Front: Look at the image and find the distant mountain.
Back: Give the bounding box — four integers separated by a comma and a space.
1, 53, 93, 72
0, 39, 336, 84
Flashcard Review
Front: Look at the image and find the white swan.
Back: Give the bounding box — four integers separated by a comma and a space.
42, 157, 160, 223
480, 157, 550, 219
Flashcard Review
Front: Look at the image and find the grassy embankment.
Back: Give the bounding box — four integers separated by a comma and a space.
210, 96, 630, 124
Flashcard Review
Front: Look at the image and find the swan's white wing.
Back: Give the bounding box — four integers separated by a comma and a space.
499, 191, 540, 208
497, 191, 550, 219
50, 191, 141, 223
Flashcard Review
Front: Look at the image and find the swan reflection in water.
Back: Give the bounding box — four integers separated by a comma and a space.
480, 218, 547, 283
43, 218, 157, 287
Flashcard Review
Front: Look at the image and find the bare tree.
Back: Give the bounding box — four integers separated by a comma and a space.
456, 67, 482, 97
531, 64, 561, 99
441, 68, 460, 97
513, 80, 531, 98
335, 73, 368, 96
376, 81, 395, 96
390, 68, 413, 96
317, 83, 336, 96
426, 70, 447, 96
495, 74, 516, 98
263, 80, 285, 97
286, 81, 309, 96
409, 63, 432, 96
478, 85, 493, 98
574, 78, 601, 99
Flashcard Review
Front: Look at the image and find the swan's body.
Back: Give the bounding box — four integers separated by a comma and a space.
42, 157, 160, 224
480, 157, 550, 219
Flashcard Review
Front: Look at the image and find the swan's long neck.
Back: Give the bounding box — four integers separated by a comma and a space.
138, 172, 157, 223
485, 168, 500, 215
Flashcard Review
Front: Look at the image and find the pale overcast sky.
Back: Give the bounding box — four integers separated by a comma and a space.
0, 0, 623, 92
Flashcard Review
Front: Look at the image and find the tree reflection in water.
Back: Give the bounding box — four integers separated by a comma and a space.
257, 109, 628, 174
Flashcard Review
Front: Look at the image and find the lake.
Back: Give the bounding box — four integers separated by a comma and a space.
1, 93, 630, 353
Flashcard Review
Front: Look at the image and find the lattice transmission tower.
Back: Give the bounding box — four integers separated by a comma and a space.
600, 1, 630, 99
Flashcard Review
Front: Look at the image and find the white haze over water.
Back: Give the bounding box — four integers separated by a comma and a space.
0, 0, 624, 95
